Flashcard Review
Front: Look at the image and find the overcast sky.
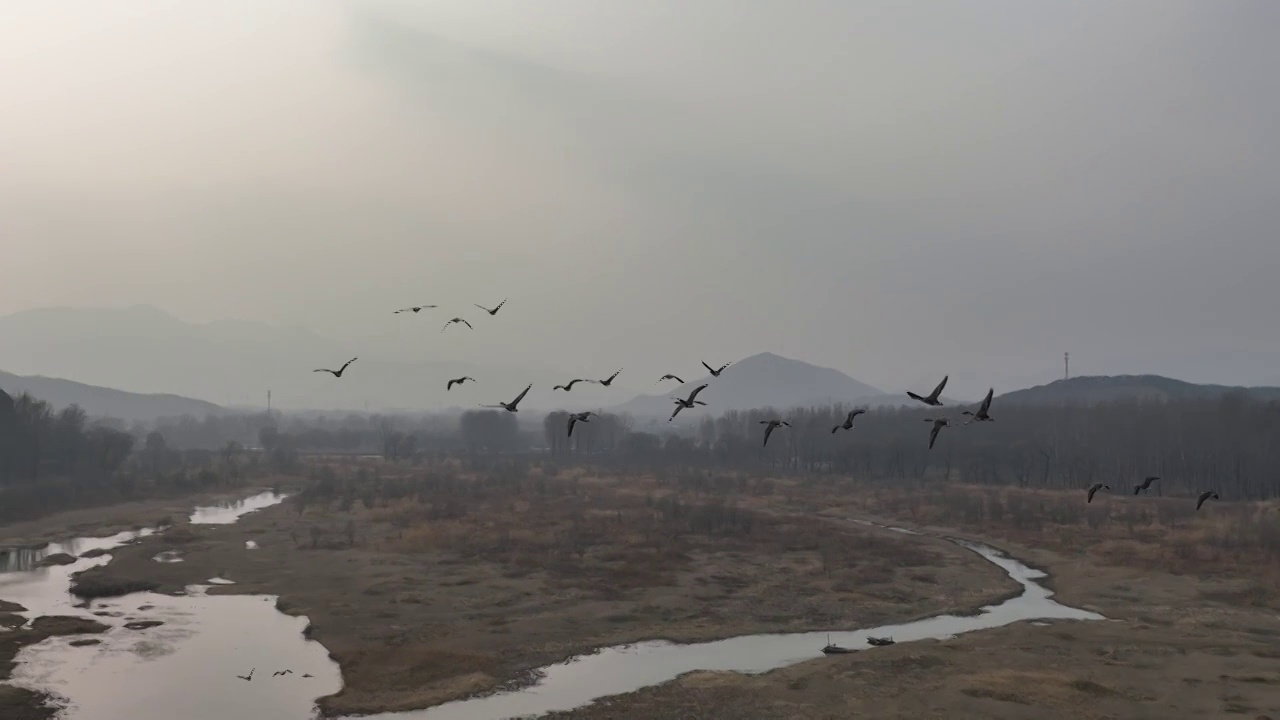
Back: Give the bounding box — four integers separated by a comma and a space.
3, 0, 1280, 397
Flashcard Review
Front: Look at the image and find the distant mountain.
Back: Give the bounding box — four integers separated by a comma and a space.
611, 352, 888, 421
998, 374, 1280, 406
0, 305, 578, 412
0, 369, 224, 423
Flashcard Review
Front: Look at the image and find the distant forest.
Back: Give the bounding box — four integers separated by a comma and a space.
150, 392, 1280, 501
3, 386, 1278, 524
0, 389, 256, 522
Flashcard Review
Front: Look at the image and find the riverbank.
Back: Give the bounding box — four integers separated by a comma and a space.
61, 465, 1020, 717
536, 483, 1280, 719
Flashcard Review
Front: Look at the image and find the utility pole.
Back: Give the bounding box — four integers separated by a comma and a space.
267, 390, 272, 415
1064, 352, 1069, 380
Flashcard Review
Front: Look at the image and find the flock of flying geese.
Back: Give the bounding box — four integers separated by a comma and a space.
312, 301, 1222, 510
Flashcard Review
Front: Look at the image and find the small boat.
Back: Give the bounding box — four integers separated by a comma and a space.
821, 634, 855, 655
867, 636, 895, 647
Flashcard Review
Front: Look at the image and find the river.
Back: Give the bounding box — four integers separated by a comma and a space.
2, 497, 1103, 720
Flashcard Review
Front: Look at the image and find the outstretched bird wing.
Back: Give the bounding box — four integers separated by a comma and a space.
930, 375, 949, 399
567, 416, 578, 437
1087, 485, 1099, 503
686, 384, 709, 403
928, 423, 942, 449
763, 424, 776, 446
979, 388, 993, 414
509, 383, 532, 407
339, 358, 357, 373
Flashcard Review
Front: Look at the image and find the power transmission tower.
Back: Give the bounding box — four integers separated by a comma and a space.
1064, 352, 1069, 380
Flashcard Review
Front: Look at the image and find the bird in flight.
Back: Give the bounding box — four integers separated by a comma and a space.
669, 384, 709, 421
442, 318, 473, 332
962, 388, 995, 423
908, 375, 948, 407
272, 670, 293, 677
657, 374, 685, 385
393, 305, 436, 314
595, 369, 623, 387
446, 376, 475, 391
553, 379, 588, 392
1196, 490, 1219, 510
313, 358, 357, 378
474, 299, 507, 316
924, 417, 950, 449
1133, 476, 1160, 495
1086, 483, 1110, 503
831, 409, 866, 434
702, 361, 731, 377
567, 411, 595, 437
235, 669, 254, 682
482, 384, 532, 412
760, 419, 791, 447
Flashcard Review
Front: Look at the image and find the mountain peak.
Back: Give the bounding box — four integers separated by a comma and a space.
613, 352, 887, 419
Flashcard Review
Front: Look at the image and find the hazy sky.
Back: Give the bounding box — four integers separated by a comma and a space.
4, 0, 1280, 396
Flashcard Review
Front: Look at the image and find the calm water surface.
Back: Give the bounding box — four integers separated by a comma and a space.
1, 491, 340, 720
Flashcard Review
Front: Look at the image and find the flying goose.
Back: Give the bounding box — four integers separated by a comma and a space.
668, 384, 709, 421
1087, 483, 1110, 503
302, 673, 314, 678
474, 299, 507, 316
441, 318, 473, 332
481, 384, 532, 412
907, 375, 948, 406
760, 419, 791, 447
831, 409, 866, 434
446, 376, 475, 391
961, 388, 994, 423
657, 374, 685, 384
553, 379, 588, 391
272, 669, 293, 677
1196, 490, 1219, 510
1133, 476, 1160, 495
595, 369, 623, 387
313, 358, 357, 378
702, 361, 731, 377
924, 417, 950, 449
567, 411, 595, 437
393, 305, 436, 314
235, 669, 254, 682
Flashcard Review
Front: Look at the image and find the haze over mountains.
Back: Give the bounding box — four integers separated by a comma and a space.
0, 369, 224, 424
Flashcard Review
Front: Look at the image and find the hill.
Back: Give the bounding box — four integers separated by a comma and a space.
0, 305, 574, 412
0, 369, 225, 423
997, 374, 1280, 406
611, 352, 888, 421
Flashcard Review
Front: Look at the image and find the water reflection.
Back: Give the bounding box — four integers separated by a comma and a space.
189, 491, 290, 525
346, 539, 1103, 720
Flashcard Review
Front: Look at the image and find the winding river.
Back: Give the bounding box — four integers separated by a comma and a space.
3, 496, 1103, 720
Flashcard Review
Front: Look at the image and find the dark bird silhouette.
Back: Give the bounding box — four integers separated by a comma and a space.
595, 369, 623, 387
1196, 490, 1219, 510
1133, 476, 1160, 495
474, 299, 507, 316
482, 384, 532, 412
313, 358, 357, 378
553, 379, 588, 391
924, 417, 950, 449
567, 411, 595, 437
669, 384, 709, 421
235, 669, 254, 682
657, 374, 685, 384
702, 361, 731, 377
272, 670, 293, 677
831, 409, 866, 434
760, 419, 791, 447
1087, 483, 1110, 503
302, 674, 314, 678
446, 376, 475, 391
393, 305, 436, 314
907, 375, 948, 406
962, 388, 994, 423
441, 317, 473, 332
